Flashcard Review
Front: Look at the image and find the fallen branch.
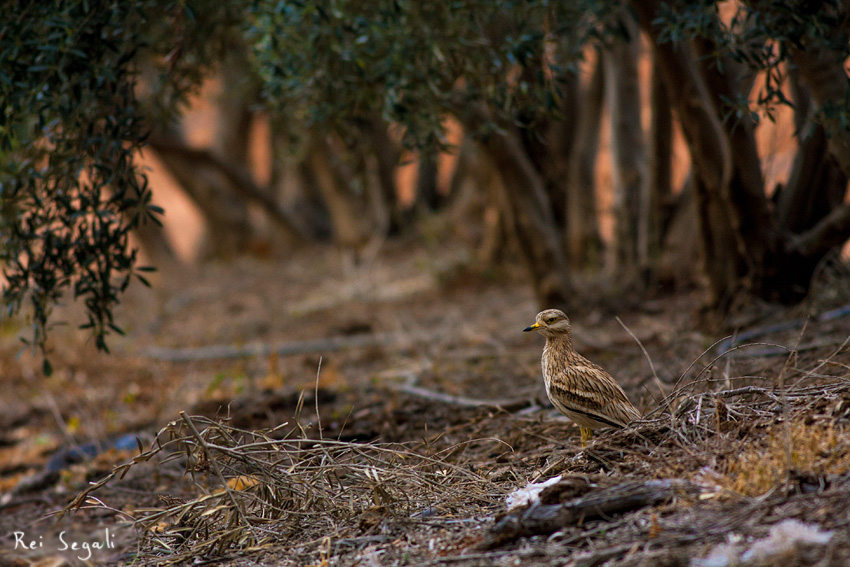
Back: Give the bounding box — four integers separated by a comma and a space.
563, 543, 638, 567
717, 304, 850, 353
480, 478, 704, 549
387, 383, 534, 411
139, 333, 403, 362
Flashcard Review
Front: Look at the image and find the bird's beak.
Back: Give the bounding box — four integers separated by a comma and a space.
523, 323, 541, 332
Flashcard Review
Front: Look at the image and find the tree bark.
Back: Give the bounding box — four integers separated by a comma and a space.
603, 12, 647, 273
779, 121, 847, 235
269, 125, 333, 241
791, 38, 850, 179
645, 55, 673, 282
786, 203, 850, 258
531, 74, 580, 232
783, 36, 850, 277
306, 134, 373, 252
692, 38, 772, 288
148, 135, 304, 244
481, 128, 573, 309
367, 117, 408, 233
633, 0, 747, 307
565, 52, 604, 268
213, 49, 257, 168
290, 160, 334, 241
149, 122, 254, 259
443, 137, 508, 264
415, 149, 441, 212
779, 72, 848, 240
130, 199, 177, 265
659, 175, 702, 288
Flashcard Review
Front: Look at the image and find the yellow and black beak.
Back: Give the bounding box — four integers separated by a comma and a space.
523, 322, 541, 332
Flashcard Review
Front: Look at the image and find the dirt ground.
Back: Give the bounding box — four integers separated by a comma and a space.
1, 234, 850, 567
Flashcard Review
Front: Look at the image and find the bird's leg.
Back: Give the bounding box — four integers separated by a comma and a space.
580, 427, 592, 448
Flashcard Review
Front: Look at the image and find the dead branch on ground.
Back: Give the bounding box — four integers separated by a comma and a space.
480, 478, 705, 549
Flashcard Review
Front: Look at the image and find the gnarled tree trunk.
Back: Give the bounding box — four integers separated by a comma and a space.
367, 117, 408, 233
305, 134, 374, 253
644, 56, 673, 284
604, 12, 647, 274
150, 121, 254, 259
481, 128, 573, 309
636, 0, 850, 305
634, 0, 749, 307
566, 52, 604, 268
692, 38, 772, 293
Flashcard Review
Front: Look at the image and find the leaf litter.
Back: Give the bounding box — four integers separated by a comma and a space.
2, 249, 850, 566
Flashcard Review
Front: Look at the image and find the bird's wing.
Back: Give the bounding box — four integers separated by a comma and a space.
548, 363, 640, 427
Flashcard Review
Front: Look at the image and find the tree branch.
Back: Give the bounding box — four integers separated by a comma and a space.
148, 135, 304, 244
140, 333, 400, 362
481, 479, 704, 549
386, 383, 534, 411
786, 202, 850, 257
791, 34, 850, 179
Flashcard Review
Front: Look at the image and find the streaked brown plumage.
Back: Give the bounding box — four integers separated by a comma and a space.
524, 309, 640, 447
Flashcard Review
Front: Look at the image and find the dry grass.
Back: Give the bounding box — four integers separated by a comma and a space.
61, 375, 850, 565
723, 419, 850, 496
47, 290, 850, 566
63, 408, 505, 565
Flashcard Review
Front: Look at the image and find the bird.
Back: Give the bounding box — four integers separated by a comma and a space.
524, 309, 641, 447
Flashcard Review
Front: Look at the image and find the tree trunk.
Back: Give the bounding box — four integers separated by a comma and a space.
658, 175, 702, 289
367, 117, 408, 233
632, 0, 850, 305
529, 74, 580, 232
444, 137, 508, 263
692, 38, 772, 292
779, 121, 847, 235
270, 126, 333, 242
633, 0, 747, 307
150, 122, 254, 259
149, 132, 304, 245
415, 149, 441, 212
644, 55, 673, 283
290, 159, 335, 241
791, 38, 850, 179
147, 48, 264, 259
565, 52, 604, 268
481, 128, 573, 309
603, 13, 647, 274
213, 49, 256, 167
776, 35, 850, 291
769, 76, 849, 299
306, 134, 373, 252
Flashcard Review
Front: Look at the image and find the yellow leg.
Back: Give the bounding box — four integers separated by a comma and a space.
580, 427, 592, 448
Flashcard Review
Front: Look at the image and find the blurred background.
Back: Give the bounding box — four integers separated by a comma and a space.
2, 0, 850, 425
3, 0, 850, 437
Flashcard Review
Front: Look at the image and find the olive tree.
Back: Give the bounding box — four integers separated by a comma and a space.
248, 0, 610, 308
0, 0, 241, 365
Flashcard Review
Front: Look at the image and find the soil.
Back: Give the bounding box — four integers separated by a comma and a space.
1, 236, 849, 567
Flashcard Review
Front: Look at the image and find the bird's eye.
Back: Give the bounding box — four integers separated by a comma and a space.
546, 317, 555, 324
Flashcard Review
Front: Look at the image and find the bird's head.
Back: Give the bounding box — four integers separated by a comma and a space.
523, 309, 571, 338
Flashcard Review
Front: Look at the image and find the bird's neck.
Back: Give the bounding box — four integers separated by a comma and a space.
545, 333, 573, 352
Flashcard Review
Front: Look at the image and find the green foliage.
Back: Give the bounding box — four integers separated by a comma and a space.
0, 0, 242, 358
654, 0, 850, 121
247, 0, 605, 150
